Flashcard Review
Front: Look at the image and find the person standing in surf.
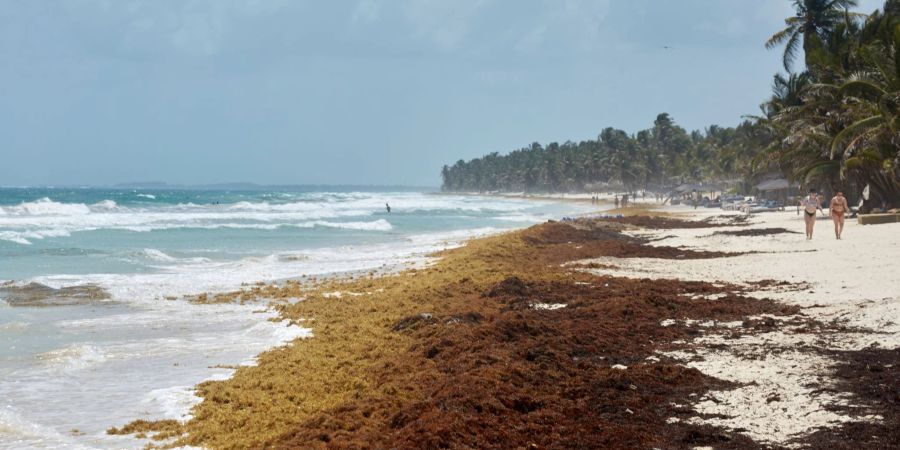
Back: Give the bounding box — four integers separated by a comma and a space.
829, 191, 849, 240
385, 203, 391, 214
800, 189, 823, 240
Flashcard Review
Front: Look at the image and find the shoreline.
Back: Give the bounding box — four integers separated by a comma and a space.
430, 190, 605, 204
108, 206, 900, 449
0, 192, 607, 449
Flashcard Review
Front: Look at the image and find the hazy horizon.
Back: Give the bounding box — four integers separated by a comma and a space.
0, 182, 440, 190
1, 0, 884, 187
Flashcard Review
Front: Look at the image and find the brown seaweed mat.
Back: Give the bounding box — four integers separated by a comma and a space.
600, 215, 748, 230
796, 347, 900, 449
711, 227, 800, 237
109, 217, 795, 449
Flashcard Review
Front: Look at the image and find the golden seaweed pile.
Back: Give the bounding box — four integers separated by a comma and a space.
109, 216, 791, 449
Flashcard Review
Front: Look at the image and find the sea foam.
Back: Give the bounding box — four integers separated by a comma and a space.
37, 344, 108, 371
141, 248, 178, 262
1, 198, 91, 216
0, 197, 400, 245
0, 190, 595, 449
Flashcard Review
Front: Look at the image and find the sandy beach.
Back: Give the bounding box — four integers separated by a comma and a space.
579, 206, 900, 447
106, 203, 900, 449
5, 1, 898, 448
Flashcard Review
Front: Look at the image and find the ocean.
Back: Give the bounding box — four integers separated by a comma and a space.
0, 187, 593, 449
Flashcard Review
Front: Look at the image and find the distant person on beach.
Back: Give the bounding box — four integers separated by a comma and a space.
829, 191, 849, 240
800, 190, 823, 240
385, 203, 391, 214
622, 194, 628, 208
614, 195, 619, 208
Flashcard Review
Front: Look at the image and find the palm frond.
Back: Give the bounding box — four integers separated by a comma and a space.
783, 31, 803, 71
894, 23, 900, 80
801, 160, 841, 183
830, 115, 885, 158
839, 79, 888, 101
767, 28, 791, 49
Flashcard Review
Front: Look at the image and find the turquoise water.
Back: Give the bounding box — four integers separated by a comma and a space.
0, 187, 594, 449
0, 187, 582, 281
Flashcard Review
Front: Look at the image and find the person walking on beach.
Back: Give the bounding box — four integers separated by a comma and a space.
800, 190, 823, 240
829, 191, 849, 240
614, 195, 619, 208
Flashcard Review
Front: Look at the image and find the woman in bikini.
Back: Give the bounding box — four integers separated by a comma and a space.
829, 191, 849, 240
800, 189, 823, 240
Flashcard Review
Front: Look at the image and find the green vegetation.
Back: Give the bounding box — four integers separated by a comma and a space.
440, 114, 771, 195
442, 0, 900, 208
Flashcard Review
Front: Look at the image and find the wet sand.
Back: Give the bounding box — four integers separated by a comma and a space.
107, 210, 900, 449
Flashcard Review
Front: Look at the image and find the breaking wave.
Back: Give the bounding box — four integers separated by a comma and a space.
0, 198, 92, 216
0, 194, 397, 244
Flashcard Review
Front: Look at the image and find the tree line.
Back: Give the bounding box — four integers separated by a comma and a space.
441, 0, 900, 208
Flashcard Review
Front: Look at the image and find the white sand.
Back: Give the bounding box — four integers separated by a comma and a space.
575, 208, 900, 446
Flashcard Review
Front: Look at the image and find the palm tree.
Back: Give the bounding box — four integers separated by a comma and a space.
767, 0, 861, 71
830, 21, 900, 204
763, 72, 813, 117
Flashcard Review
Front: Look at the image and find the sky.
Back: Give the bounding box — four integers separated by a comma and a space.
0, 0, 886, 187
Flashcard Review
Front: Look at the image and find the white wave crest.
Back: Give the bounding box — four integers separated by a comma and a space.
139, 248, 211, 265
0, 231, 32, 245
1, 198, 91, 216
0, 321, 29, 332
37, 344, 107, 370
0, 408, 92, 449
136, 193, 156, 200
0, 229, 72, 245
309, 219, 392, 231
141, 248, 178, 262
226, 201, 323, 213
116, 220, 393, 233
0, 192, 563, 247
90, 199, 118, 211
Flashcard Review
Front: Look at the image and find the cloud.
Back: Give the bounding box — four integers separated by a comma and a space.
347, 0, 613, 55
169, 1, 228, 56
402, 0, 491, 50
558, 0, 612, 43
514, 0, 612, 52
515, 23, 548, 52
351, 0, 383, 24
695, 16, 749, 40
55, 0, 293, 57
